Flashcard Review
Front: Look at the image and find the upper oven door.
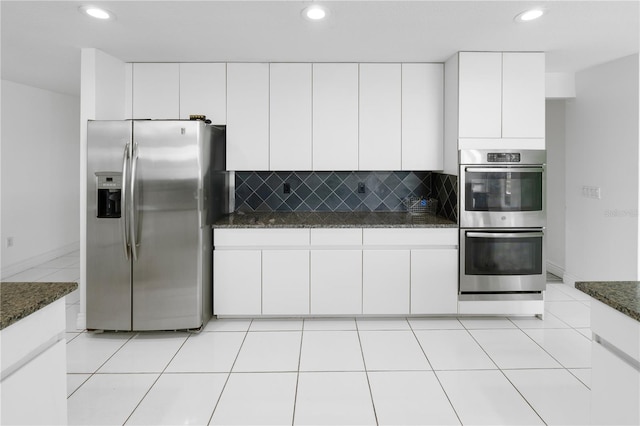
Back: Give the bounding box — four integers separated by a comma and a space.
460, 165, 546, 228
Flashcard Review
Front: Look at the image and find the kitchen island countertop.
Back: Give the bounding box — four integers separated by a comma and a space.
575, 281, 640, 322
0, 281, 77, 329
213, 211, 457, 229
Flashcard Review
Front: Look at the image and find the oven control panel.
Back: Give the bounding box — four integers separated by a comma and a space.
487, 153, 521, 163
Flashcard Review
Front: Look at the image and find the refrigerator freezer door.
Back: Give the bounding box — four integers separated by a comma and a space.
87, 120, 133, 331
131, 120, 206, 330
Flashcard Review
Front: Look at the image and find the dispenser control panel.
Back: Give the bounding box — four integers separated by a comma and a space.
97, 174, 122, 189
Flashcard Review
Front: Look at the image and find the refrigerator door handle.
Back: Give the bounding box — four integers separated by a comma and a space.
130, 142, 139, 261
121, 143, 131, 259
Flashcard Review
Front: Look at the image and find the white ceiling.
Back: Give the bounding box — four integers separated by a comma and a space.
2, 1, 638, 96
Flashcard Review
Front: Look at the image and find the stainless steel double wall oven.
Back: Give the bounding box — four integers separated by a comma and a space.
459, 149, 546, 300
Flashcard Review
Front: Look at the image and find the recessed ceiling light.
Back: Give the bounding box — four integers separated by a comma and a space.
79, 6, 114, 20
515, 9, 544, 22
302, 5, 328, 21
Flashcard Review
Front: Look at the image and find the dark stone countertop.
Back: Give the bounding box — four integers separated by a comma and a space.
213, 211, 458, 229
1, 282, 78, 330
576, 281, 640, 322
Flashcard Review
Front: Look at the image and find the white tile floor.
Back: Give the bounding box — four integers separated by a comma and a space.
7, 253, 595, 425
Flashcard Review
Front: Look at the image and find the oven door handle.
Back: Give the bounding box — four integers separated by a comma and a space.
464, 167, 544, 173
466, 232, 544, 239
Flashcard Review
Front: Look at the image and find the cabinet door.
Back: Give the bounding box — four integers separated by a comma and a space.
363, 250, 410, 315
311, 250, 362, 315
411, 249, 458, 314
179, 63, 227, 124
1, 340, 67, 425
213, 250, 261, 315
227, 63, 269, 170
592, 341, 640, 425
270, 63, 312, 170
402, 64, 444, 170
132, 63, 179, 119
263, 250, 310, 315
502, 53, 545, 138
458, 52, 502, 138
359, 64, 401, 170
312, 63, 359, 170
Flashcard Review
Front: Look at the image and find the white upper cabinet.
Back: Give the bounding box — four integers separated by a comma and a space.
402, 63, 444, 170
458, 52, 503, 138
226, 63, 270, 170
270, 63, 312, 170
502, 53, 545, 138
132, 63, 180, 119
359, 64, 402, 170
131, 61, 448, 171
312, 63, 359, 171
457, 51, 545, 142
179, 63, 226, 124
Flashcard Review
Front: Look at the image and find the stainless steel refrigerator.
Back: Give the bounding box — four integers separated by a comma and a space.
86, 120, 227, 331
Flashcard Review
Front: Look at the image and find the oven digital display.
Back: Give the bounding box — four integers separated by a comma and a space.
487, 153, 521, 163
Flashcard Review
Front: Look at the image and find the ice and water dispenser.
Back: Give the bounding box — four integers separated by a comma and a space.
96, 172, 122, 218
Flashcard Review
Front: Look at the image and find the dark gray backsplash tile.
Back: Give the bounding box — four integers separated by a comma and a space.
235, 171, 457, 219
432, 172, 458, 223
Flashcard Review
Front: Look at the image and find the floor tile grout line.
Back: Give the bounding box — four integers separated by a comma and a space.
499, 369, 549, 426
355, 318, 380, 426
408, 318, 463, 426
206, 318, 254, 426
121, 332, 194, 425
66, 331, 137, 399
291, 319, 306, 426
463, 328, 548, 425
517, 323, 593, 391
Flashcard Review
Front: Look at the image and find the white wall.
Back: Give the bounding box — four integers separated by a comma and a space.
546, 99, 566, 276
564, 54, 639, 284
1, 80, 80, 276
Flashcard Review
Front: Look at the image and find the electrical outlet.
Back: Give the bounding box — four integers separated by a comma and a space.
5, 237, 13, 248
582, 186, 601, 199
358, 182, 365, 194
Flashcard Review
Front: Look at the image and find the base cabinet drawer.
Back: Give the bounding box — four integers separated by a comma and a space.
311, 250, 362, 315
411, 249, 458, 314
213, 250, 261, 316
263, 250, 310, 315
363, 250, 410, 315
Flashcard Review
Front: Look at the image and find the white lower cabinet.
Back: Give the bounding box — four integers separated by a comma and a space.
310, 250, 363, 315
262, 250, 310, 315
411, 249, 458, 314
1, 298, 67, 425
213, 227, 458, 317
363, 250, 410, 315
590, 299, 640, 425
213, 250, 261, 316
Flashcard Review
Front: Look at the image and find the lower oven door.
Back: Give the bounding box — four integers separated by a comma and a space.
460, 228, 546, 294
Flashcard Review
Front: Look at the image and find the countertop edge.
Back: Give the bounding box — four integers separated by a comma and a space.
575, 281, 640, 322
0, 282, 78, 330
213, 223, 458, 229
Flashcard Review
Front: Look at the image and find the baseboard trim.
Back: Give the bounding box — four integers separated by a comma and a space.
76, 312, 86, 331
1, 241, 79, 279
546, 261, 565, 281
563, 272, 581, 288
